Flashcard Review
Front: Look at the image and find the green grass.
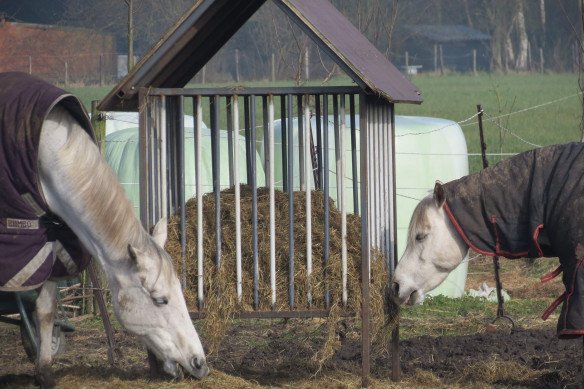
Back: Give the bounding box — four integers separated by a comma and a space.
398, 73, 582, 171
66, 73, 582, 174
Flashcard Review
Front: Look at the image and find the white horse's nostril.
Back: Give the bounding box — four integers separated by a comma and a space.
192, 357, 204, 370
391, 282, 400, 297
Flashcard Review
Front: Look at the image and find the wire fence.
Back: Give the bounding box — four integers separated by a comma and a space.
102, 89, 583, 206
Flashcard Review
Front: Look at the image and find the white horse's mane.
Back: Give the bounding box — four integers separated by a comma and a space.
58, 123, 150, 255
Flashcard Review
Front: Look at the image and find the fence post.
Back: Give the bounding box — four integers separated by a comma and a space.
405, 51, 409, 72
472, 49, 477, 75
539, 47, 544, 73
433, 44, 438, 72
439, 44, 444, 75
64, 62, 68, 86
99, 54, 104, 86
28, 56, 32, 75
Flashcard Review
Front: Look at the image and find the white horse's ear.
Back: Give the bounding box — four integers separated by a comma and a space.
128, 244, 155, 289
433, 182, 446, 207
152, 217, 168, 248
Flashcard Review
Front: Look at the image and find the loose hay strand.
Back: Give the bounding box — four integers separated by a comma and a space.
165, 185, 396, 359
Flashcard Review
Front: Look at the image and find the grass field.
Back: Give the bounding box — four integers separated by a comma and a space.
69, 73, 582, 174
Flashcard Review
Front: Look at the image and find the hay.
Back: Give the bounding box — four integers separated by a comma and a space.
165, 185, 397, 359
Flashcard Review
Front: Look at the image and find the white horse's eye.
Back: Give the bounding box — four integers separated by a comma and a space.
152, 296, 169, 306
415, 233, 428, 242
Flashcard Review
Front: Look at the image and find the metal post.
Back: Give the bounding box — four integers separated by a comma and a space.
359, 94, 371, 387
287, 94, 295, 309
323, 94, 330, 309
251, 95, 259, 310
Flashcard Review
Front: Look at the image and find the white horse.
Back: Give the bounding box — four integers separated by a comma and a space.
33, 105, 208, 386
391, 184, 468, 305
393, 143, 584, 340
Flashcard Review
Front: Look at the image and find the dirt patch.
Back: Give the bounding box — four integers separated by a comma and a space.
0, 313, 581, 388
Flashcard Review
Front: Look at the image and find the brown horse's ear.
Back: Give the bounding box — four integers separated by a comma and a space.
433, 182, 446, 207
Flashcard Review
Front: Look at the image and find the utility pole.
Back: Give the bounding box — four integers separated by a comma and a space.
125, 0, 134, 72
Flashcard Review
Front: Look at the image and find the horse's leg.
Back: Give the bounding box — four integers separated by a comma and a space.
34, 280, 58, 389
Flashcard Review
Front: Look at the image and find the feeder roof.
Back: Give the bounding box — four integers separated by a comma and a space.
98, 0, 422, 111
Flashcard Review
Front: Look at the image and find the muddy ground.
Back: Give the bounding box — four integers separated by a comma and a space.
0, 257, 582, 388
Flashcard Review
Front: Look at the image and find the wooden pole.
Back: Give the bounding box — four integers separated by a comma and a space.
89, 100, 119, 365
99, 54, 104, 86
433, 44, 438, 72
126, 0, 134, 72
472, 49, 477, 75
439, 44, 444, 75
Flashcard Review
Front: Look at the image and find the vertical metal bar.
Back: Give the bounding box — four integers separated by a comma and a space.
368, 103, 376, 250
263, 95, 270, 185
233, 96, 243, 303
251, 95, 259, 310
350, 95, 358, 215
338, 95, 347, 308
211, 96, 221, 268
152, 99, 160, 221
268, 95, 277, 308
177, 96, 187, 289
164, 97, 176, 217
304, 95, 312, 307
160, 97, 168, 220
382, 103, 391, 266
371, 105, 379, 250
195, 95, 204, 310
297, 94, 305, 190
322, 94, 330, 309
359, 94, 371, 388
371, 105, 385, 253
389, 105, 400, 382
315, 94, 323, 190
287, 94, 295, 309
281, 96, 288, 192
138, 88, 149, 228
244, 96, 252, 185
149, 98, 157, 228
227, 96, 234, 187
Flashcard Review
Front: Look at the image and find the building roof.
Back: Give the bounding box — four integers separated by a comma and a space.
408, 25, 491, 43
99, 0, 421, 111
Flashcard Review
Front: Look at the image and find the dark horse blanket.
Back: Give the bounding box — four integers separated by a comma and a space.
0, 72, 92, 291
440, 142, 584, 338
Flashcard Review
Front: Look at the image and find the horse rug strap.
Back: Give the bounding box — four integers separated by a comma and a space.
440, 142, 584, 338
0, 72, 93, 291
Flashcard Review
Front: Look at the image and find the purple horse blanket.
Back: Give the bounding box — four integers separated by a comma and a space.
439, 142, 584, 338
0, 72, 93, 291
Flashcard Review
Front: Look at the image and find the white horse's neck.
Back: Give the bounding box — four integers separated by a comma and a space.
38, 107, 149, 268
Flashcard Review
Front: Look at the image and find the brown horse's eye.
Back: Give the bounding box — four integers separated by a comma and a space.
415, 233, 427, 242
